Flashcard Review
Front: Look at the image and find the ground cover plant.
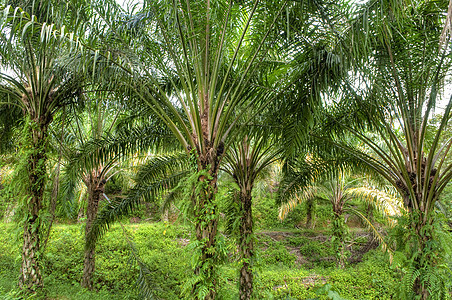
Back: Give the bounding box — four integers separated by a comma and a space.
0, 221, 402, 299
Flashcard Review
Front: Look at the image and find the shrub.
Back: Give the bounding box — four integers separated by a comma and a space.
255, 268, 320, 299
253, 196, 281, 229
299, 241, 327, 257
0, 222, 402, 300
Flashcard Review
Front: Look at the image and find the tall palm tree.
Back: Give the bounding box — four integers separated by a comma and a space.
89, 1, 288, 298
321, 0, 452, 296
0, 2, 89, 292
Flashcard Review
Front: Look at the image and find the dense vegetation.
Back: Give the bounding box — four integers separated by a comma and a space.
0, 0, 451, 299
0, 204, 401, 299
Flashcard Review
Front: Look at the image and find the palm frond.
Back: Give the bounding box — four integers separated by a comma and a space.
347, 185, 404, 223
278, 186, 318, 220
346, 207, 394, 263
119, 223, 157, 299
87, 153, 190, 246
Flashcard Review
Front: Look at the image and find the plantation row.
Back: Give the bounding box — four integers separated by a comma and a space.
0, 0, 452, 299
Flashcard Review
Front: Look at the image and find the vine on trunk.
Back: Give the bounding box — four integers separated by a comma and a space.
392, 211, 451, 300
174, 150, 227, 299
331, 213, 349, 268
8, 118, 51, 295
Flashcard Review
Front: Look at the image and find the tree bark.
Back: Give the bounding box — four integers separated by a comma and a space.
190, 104, 224, 298
400, 155, 437, 299
306, 198, 315, 229
81, 175, 104, 290
332, 206, 345, 269
19, 118, 49, 293
413, 214, 432, 300
192, 138, 224, 300
239, 189, 253, 300
20, 216, 43, 293
193, 178, 218, 300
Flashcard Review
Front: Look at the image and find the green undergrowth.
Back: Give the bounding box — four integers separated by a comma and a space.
0, 222, 399, 299
0, 222, 190, 299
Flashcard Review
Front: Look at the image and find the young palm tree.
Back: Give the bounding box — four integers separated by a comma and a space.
222, 136, 280, 300
58, 95, 124, 289
58, 84, 181, 288
279, 168, 401, 268
65, 101, 185, 293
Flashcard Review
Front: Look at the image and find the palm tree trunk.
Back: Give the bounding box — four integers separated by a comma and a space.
19, 118, 49, 293
306, 198, 315, 229
20, 216, 43, 293
332, 208, 345, 269
239, 188, 253, 300
190, 105, 225, 299
81, 176, 104, 290
413, 213, 432, 300
192, 161, 219, 300
193, 181, 218, 300
82, 246, 96, 290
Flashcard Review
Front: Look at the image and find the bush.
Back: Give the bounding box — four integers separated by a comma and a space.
253, 196, 281, 229
255, 268, 320, 299
285, 235, 310, 247
299, 241, 327, 257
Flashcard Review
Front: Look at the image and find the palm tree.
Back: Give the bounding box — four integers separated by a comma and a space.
0, 2, 89, 292
57, 94, 124, 289
222, 136, 280, 300
321, 0, 452, 296
58, 83, 182, 288
88, 2, 288, 298
62, 99, 184, 292
279, 167, 401, 268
